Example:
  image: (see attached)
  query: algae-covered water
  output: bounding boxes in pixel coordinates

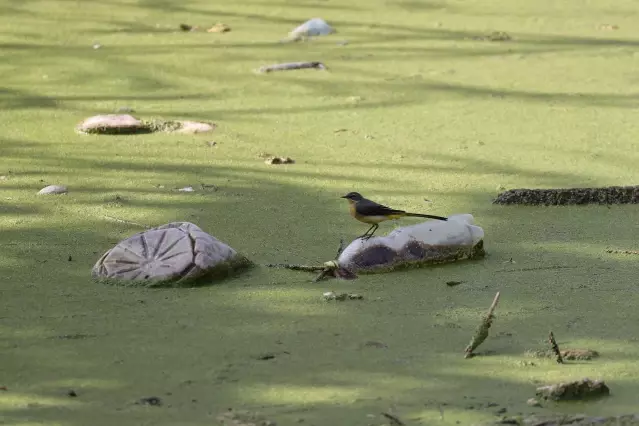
[1,0,639,425]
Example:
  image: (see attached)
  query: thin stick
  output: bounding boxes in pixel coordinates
[606,248,639,255]
[381,412,405,426]
[495,265,576,273]
[487,291,500,317]
[335,239,345,258]
[257,62,327,73]
[464,292,500,358]
[102,215,152,229]
[313,269,332,282]
[549,331,564,364]
[264,263,325,272]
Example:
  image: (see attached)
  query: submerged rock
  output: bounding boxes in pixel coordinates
[92,222,251,287]
[337,214,485,274]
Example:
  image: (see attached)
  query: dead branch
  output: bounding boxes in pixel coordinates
[464,292,500,358]
[335,238,345,258]
[548,331,564,364]
[606,248,639,255]
[257,61,327,73]
[264,263,325,272]
[266,239,356,282]
[381,412,405,426]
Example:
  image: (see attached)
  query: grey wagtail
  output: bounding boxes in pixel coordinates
[341,192,448,240]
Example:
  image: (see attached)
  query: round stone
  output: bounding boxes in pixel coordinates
[38,185,68,195]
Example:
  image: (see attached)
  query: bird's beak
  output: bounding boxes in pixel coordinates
[340,195,348,199]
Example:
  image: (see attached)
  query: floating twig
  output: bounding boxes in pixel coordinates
[264,263,325,272]
[335,239,345,258]
[464,292,500,358]
[257,61,327,73]
[605,248,639,255]
[323,291,363,301]
[495,265,577,273]
[381,412,405,426]
[525,348,599,361]
[265,240,356,282]
[548,331,564,364]
[313,261,336,282]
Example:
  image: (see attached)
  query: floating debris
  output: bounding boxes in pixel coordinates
[494,185,639,205]
[322,291,363,301]
[536,378,610,401]
[264,156,295,165]
[208,23,231,33]
[257,62,327,73]
[464,292,500,358]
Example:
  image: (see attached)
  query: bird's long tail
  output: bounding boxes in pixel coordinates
[403,212,448,221]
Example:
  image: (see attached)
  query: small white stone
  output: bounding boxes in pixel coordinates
[289,18,335,38]
[178,186,195,192]
[76,114,146,135]
[173,121,216,134]
[38,185,68,195]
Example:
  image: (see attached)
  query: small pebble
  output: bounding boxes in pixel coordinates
[38,185,68,195]
[137,396,162,406]
[178,186,195,192]
[255,353,276,360]
[67,390,77,397]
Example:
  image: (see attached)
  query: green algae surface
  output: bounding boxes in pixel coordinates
[1,0,639,425]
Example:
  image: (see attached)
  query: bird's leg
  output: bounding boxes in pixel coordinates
[363,224,379,240]
[358,224,377,240]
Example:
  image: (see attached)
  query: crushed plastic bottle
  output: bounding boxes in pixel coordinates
[337,214,485,274]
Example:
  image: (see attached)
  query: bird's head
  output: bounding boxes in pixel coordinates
[341,192,364,201]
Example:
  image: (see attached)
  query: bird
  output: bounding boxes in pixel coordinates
[341,192,448,240]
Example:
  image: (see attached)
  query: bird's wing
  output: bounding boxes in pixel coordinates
[356,199,405,216]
